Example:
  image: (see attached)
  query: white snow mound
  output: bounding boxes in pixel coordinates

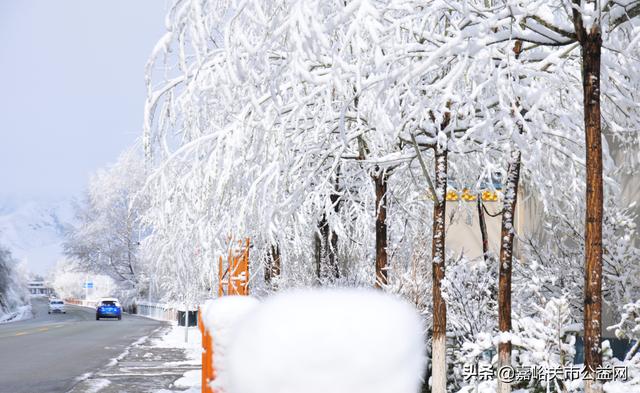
[226,288,426,393]
[200,295,260,390]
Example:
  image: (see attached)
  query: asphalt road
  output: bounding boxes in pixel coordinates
[0,297,164,393]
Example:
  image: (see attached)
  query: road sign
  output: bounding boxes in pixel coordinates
[84,282,94,289]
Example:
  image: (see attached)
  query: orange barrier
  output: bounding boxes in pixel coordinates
[199,310,215,393]
[218,238,250,296]
[64,298,96,308]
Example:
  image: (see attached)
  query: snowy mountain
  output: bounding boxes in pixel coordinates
[0,196,75,276]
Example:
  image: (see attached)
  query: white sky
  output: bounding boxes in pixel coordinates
[0,0,168,199]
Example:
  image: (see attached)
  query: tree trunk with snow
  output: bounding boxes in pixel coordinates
[497,150,521,393]
[431,142,448,393]
[265,244,281,290]
[314,229,322,282]
[317,174,341,282]
[374,170,388,288]
[571,8,604,392]
[318,213,340,281]
[477,198,489,263]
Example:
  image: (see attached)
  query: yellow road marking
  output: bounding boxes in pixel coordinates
[9,325,60,338]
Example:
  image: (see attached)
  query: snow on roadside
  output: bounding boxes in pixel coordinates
[83,378,111,393]
[105,333,153,367]
[155,388,199,393]
[200,296,260,391]
[0,304,32,324]
[150,324,202,363]
[151,297,259,393]
[149,326,204,393]
[174,370,201,388]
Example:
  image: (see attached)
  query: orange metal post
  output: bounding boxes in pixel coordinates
[199,309,216,393]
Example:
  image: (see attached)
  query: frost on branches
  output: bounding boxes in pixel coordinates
[133,1,640,392]
[63,149,150,305]
[0,244,30,323]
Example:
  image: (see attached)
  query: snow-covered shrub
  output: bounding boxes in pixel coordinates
[443,256,498,391]
[603,300,640,393]
[455,296,580,393]
[226,288,426,393]
[444,256,498,345]
[610,300,640,356]
[0,244,30,321]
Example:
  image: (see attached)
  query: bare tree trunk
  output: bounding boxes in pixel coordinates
[265,244,281,290]
[318,214,332,279]
[477,198,489,263]
[497,150,521,393]
[317,172,341,282]
[583,32,604,393]
[570,9,603,391]
[431,142,448,393]
[374,169,388,288]
[314,229,322,282]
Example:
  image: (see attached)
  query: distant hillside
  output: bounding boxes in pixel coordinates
[0,196,74,276]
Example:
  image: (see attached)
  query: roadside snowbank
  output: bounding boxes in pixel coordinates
[150,324,202,362]
[226,288,426,393]
[201,295,260,390]
[0,304,32,324]
[174,370,201,389]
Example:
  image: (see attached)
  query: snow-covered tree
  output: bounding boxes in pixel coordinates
[64,148,149,295]
[139,2,640,392]
[0,242,29,320]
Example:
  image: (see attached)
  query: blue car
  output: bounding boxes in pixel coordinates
[96,298,122,320]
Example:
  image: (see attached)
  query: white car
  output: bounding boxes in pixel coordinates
[48,299,66,314]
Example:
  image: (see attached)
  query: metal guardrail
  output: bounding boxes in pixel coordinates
[65,298,96,308]
[134,301,178,322]
[65,299,178,322]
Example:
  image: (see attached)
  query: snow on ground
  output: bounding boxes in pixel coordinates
[226,288,426,393]
[0,304,32,324]
[150,324,202,361]
[105,334,153,367]
[83,378,111,393]
[173,370,201,388]
[151,290,426,393]
[605,380,640,393]
[155,388,199,393]
[148,325,204,392]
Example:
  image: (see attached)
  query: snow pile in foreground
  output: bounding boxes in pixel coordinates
[201,295,260,390]
[226,288,426,393]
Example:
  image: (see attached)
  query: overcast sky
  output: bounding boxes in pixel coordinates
[0,1,168,200]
